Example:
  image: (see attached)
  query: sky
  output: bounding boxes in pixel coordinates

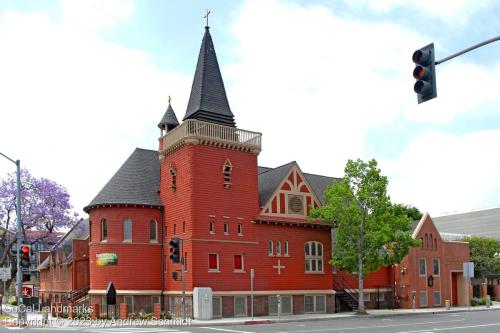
[0,0,499,219]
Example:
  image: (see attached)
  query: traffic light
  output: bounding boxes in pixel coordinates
[169,238,180,263]
[19,244,31,282]
[412,43,437,104]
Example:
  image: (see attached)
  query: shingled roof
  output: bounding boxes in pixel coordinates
[84,148,162,212]
[258,161,338,207]
[38,219,89,270]
[183,26,236,127]
[158,102,179,131]
[85,149,338,213]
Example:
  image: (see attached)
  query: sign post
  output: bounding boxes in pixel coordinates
[463,262,474,311]
[250,269,254,320]
[0,267,11,313]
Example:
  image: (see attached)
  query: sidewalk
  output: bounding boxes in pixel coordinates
[21,301,498,328]
[189,301,500,326]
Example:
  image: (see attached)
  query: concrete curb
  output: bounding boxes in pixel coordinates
[3,306,499,329]
[188,306,500,327]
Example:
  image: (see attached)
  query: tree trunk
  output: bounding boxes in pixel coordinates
[357,254,367,314]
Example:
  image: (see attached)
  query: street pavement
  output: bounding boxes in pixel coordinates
[1,303,499,332]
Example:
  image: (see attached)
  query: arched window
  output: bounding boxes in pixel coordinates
[150,220,158,242]
[276,241,281,256]
[434,238,437,251]
[425,233,429,249]
[284,241,289,256]
[429,233,433,250]
[101,219,107,241]
[169,165,177,190]
[222,159,232,188]
[305,241,323,272]
[123,218,132,242]
[268,240,273,256]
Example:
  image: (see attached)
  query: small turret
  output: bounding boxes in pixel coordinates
[158,96,179,136]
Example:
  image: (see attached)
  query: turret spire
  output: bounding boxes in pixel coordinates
[183,17,236,127]
[158,96,179,133]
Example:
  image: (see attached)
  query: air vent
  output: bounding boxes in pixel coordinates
[288,194,304,215]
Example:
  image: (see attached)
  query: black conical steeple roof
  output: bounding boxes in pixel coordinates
[183,26,236,127]
[158,101,179,131]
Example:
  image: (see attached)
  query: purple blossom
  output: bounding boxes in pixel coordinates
[0,168,80,242]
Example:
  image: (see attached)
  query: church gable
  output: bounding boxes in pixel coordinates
[261,164,320,218]
[412,212,443,250]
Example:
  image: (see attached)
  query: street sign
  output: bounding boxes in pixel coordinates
[0,267,11,281]
[463,262,474,279]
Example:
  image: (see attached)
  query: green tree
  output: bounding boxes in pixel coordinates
[466,236,500,278]
[310,158,418,314]
[392,203,423,221]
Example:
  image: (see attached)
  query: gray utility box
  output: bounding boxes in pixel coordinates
[193,287,213,320]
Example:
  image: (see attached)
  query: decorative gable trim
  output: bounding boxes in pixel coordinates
[261,164,321,218]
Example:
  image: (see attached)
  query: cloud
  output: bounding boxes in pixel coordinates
[405,61,500,123]
[0,8,191,215]
[383,129,500,214]
[345,0,494,26]
[226,0,424,175]
[59,0,134,30]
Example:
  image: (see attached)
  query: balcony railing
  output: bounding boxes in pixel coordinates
[160,119,262,156]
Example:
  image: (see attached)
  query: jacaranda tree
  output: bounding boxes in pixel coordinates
[0,169,80,285]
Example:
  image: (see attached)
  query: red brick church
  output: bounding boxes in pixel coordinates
[82,24,470,317]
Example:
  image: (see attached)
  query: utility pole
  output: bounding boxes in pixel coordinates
[0,152,24,323]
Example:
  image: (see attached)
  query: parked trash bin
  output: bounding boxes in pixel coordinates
[445,300,450,310]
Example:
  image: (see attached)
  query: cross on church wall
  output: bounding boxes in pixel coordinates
[273,259,286,275]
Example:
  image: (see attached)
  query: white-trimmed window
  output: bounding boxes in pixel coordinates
[208,253,219,271]
[276,241,281,256]
[149,220,158,242]
[269,295,293,315]
[268,240,273,256]
[237,224,243,236]
[151,296,160,306]
[304,295,325,313]
[305,241,323,272]
[284,241,289,256]
[222,159,232,188]
[124,296,134,314]
[234,296,247,317]
[420,291,428,307]
[209,216,215,234]
[433,258,440,276]
[419,258,426,276]
[224,223,229,235]
[362,293,371,302]
[212,297,222,318]
[101,219,107,241]
[433,291,441,306]
[234,254,244,272]
[376,292,385,302]
[123,218,132,242]
[169,166,177,190]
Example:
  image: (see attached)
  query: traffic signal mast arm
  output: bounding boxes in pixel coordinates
[435,35,500,65]
[413,35,499,104]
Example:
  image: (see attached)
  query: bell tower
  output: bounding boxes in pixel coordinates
[158,23,262,295]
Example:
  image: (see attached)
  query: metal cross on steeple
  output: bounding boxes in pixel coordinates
[168,95,172,104]
[204,9,211,27]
